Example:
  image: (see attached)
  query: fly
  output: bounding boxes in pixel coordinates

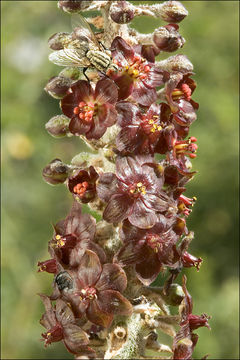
[49,14,118,75]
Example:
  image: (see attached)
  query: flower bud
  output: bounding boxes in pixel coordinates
[160,1,188,23]
[157,54,193,74]
[153,24,185,52]
[110,1,134,24]
[162,283,185,306]
[44,76,72,99]
[48,32,71,50]
[45,115,70,138]
[42,159,70,185]
[58,0,93,13]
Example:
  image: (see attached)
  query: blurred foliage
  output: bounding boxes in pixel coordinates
[1,1,239,359]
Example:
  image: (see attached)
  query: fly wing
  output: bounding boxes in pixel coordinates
[49,48,90,67]
[71,13,100,49]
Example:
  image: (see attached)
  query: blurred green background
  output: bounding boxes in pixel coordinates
[1,1,239,359]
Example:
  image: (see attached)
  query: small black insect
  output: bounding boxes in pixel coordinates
[55,271,73,291]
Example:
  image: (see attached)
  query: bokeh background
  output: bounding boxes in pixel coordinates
[1,1,239,359]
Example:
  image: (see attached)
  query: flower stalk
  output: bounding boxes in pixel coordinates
[39,1,210,359]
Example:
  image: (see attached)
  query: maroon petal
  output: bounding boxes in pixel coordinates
[55,298,75,326]
[86,242,107,264]
[66,213,96,241]
[86,299,113,328]
[97,104,117,127]
[143,67,168,88]
[95,78,118,105]
[69,116,92,136]
[116,101,141,127]
[116,156,143,182]
[97,290,132,316]
[173,99,197,126]
[115,74,134,101]
[116,127,140,154]
[69,240,106,268]
[143,193,170,212]
[60,93,76,118]
[85,119,107,140]
[97,173,118,203]
[63,324,89,354]
[128,198,158,229]
[71,80,92,101]
[111,36,134,61]
[135,250,162,285]
[131,81,157,106]
[77,250,102,288]
[115,241,145,266]
[96,264,127,292]
[39,294,56,329]
[103,193,132,224]
[120,219,146,243]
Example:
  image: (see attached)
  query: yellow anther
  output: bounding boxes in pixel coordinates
[130,189,135,193]
[154,247,159,253]
[193,196,197,201]
[148,119,154,124]
[57,239,65,247]
[151,128,156,133]
[157,126,162,131]
[153,124,158,129]
[137,182,143,187]
[47,332,51,336]
[133,69,139,77]
[55,235,61,240]
[153,115,159,118]
[125,65,129,70]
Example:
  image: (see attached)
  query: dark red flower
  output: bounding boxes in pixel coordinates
[115,217,179,285]
[38,259,58,274]
[39,294,89,354]
[173,276,210,360]
[68,166,99,203]
[49,201,106,267]
[165,73,199,126]
[61,250,132,328]
[177,194,197,217]
[97,155,175,229]
[61,78,118,140]
[164,161,196,187]
[115,101,171,155]
[181,251,202,271]
[108,37,169,106]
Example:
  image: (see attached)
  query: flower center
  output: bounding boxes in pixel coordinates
[141,115,162,134]
[122,55,151,80]
[145,234,162,253]
[79,286,97,301]
[73,181,89,197]
[173,136,198,159]
[73,101,97,122]
[172,83,192,101]
[129,182,146,197]
[53,234,77,249]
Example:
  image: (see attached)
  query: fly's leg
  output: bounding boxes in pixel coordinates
[83,67,90,82]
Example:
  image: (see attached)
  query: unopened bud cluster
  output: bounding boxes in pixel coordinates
[39,1,210,359]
